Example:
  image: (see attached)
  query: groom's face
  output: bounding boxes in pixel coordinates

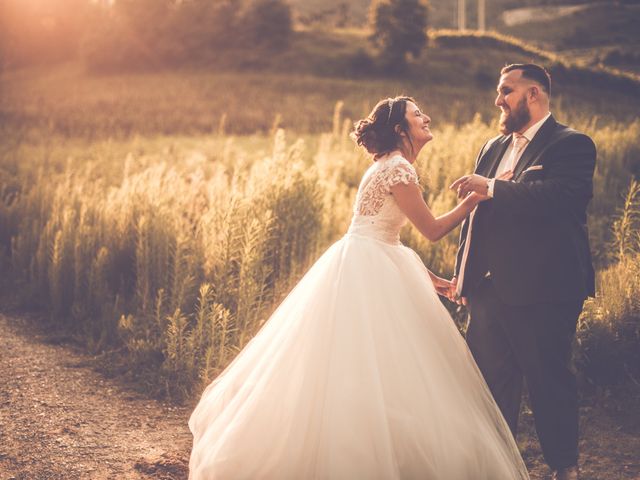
[495,70,532,135]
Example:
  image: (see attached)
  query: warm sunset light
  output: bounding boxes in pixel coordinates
[1,1,639,479]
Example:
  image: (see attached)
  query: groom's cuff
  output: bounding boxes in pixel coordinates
[487,178,495,198]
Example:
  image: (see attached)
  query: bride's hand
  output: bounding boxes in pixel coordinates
[450,171,514,200]
[450,174,489,199]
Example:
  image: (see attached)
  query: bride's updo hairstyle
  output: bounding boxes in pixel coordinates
[351,96,416,159]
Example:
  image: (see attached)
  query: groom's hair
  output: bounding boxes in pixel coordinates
[501,63,551,95]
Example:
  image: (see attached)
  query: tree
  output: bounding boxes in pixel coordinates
[242,0,293,50]
[170,0,240,61]
[369,0,429,66]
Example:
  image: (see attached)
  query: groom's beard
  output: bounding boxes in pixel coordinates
[499,97,531,135]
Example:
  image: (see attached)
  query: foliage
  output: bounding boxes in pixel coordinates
[430,30,640,96]
[369,0,429,66]
[4,28,640,139]
[0,127,325,400]
[79,0,292,71]
[1,85,639,400]
[172,0,241,52]
[297,2,352,29]
[601,48,640,74]
[612,180,640,261]
[288,0,640,39]
[577,254,640,388]
[242,0,293,50]
[588,121,640,264]
[576,182,640,387]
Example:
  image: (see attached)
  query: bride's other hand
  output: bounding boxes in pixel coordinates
[430,274,454,297]
[450,174,489,199]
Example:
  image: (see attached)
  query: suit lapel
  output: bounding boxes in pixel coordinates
[513,115,558,179]
[476,136,510,178]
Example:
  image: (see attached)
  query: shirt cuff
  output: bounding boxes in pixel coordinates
[487,178,495,198]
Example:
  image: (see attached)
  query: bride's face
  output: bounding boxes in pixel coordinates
[402,101,433,148]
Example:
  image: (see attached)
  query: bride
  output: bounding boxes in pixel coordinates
[188,96,529,479]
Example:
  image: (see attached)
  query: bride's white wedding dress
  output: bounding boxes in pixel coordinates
[189,154,530,479]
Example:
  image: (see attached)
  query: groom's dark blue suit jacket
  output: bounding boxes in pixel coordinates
[455,115,597,306]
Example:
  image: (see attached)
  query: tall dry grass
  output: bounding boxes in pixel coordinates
[1,104,638,399]
[2,127,326,399]
[577,180,640,387]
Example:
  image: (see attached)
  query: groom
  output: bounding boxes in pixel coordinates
[449,64,596,480]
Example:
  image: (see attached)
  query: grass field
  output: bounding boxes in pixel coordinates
[1,29,639,399]
[2,31,639,140]
[1,112,638,400]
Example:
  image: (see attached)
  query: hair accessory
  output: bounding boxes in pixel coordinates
[386,99,395,124]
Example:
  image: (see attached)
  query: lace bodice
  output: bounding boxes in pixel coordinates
[347,154,419,245]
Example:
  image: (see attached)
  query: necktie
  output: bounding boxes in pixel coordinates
[505,133,528,172]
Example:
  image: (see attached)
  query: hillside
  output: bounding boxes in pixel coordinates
[291,0,627,29]
[2,28,638,139]
[290,1,640,74]
[496,3,640,73]
[291,0,508,29]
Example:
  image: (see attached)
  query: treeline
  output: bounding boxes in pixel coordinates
[0,0,293,72]
[1,0,436,73]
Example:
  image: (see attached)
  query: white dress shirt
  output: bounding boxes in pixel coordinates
[487,112,551,197]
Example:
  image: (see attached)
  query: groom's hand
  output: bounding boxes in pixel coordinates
[450,174,490,199]
[450,277,467,306]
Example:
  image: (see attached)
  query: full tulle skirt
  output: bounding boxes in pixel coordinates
[188,234,529,479]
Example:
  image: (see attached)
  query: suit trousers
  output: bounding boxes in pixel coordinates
[466,277,583,470]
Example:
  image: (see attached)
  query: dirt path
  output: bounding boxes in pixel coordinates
[1,312,638,480]
[0,314,192,479]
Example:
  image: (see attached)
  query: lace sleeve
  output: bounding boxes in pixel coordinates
[384,157,419,191]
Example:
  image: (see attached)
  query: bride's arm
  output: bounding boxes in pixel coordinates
[391,182,484,242]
